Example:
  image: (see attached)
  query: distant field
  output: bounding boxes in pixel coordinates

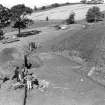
[27,4,105,21]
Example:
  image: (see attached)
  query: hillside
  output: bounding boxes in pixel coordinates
[27,4,105,20]
[1,20,105,105]
[38,23,105,66]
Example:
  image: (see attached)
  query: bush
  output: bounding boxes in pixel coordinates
[80,0,87,4]
[51,3,60,8]
[40,6,46,10]
[86,6,103,23]
[66,12,75,24]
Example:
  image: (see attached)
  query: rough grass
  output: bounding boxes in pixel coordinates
[42,22,105,65]
[3,20,63,33]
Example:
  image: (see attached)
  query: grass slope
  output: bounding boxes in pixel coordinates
[27,4,105,20]
[43,23,105,65]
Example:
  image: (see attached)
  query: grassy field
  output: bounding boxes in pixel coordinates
[27,4,105,20]
[1,22,105,105]
[1,4,105,105]
[37,22,105,65]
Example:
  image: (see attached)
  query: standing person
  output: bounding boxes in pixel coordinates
[12,67,19,82]
[25,74,32,90]
[18,70,24,82]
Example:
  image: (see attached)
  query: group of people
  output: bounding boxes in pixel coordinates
[11,66,49,91]
[12,66,39,90]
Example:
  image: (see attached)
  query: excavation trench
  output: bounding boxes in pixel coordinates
[23,85,28,105]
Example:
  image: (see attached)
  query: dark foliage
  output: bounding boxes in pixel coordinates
[11,4,33,21]
[13,18,27,36]
[0,5,11,28]
[86,6,103,23]
[34,6,37,11]
[51,3,60,7]
[66,12,75,24]
[40,6,46,10]
[13,19,26,29]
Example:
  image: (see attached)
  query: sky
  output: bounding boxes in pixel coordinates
[0,0,81,8]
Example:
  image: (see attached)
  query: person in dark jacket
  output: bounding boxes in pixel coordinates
[12,67,19,82]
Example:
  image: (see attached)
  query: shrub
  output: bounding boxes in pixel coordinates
[66,12,75,24]
[40,6,46,10]
[80,0,87,4]
[51,3,60,8]
[86,6,103,23]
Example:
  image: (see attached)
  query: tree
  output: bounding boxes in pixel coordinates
[66,12,75,24]
[40,6,46,10]
[0,5,11,28]
[86,6,103,23]
[13,18,27,37]
[11,4,33,21]
[34,6,37,11]
[80,0,87,4]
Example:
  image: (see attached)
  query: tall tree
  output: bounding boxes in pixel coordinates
[0,5,11,28]
[34,6,37,11]
[11,4,32,21]
[11,4,33,36]
[86,6,103,22]
[66,12,75,24]
[13,18,27,37]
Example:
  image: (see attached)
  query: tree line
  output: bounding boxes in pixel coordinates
[80,0,104,4]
